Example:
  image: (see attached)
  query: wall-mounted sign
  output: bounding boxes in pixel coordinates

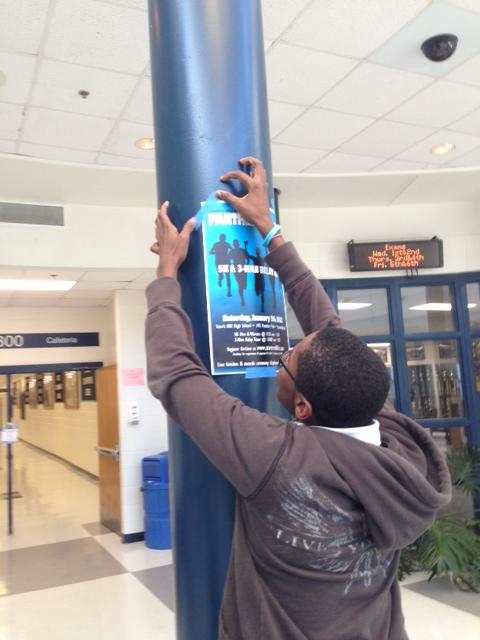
[200,195,289,375]
[348,238,443,272]
[0,333,99,349]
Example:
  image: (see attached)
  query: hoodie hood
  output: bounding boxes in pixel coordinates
[317,408,452,551]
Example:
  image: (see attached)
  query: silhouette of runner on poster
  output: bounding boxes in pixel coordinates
[244,242,266,313]
[228,239,249,306]
[210,233,232,297]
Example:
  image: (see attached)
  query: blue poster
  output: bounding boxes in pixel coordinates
[200,197,289,376]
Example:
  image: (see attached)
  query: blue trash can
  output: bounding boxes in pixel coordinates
[142,452,171,549]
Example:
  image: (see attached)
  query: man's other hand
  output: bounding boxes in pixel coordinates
[216,157,274,238]
[150,201,196,278]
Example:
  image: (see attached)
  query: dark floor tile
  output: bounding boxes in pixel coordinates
[82,521,114,536]
[133,564,175,611]
[404,577,480,617]
[0,538,126,596]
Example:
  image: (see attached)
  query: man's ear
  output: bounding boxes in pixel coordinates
[293,392,314,424]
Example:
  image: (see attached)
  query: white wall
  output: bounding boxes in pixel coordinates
[0,306,112,367]
[12,383,99,476]
[113,289,169,536]
[282,200,480,280]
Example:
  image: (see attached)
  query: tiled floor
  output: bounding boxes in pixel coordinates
[0,442,478,639]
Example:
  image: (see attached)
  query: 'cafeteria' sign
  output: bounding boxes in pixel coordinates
[0,333,99,349]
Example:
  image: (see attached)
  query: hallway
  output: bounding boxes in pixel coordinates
[0,442,478,639]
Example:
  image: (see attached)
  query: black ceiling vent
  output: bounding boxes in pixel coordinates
[0,202,64,226]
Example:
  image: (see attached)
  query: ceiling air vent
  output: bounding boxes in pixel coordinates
[0,202,64,226]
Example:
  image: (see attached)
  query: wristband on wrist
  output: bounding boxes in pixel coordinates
[262,223,282,248]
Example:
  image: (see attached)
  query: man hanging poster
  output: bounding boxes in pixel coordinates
[200,196,289,376]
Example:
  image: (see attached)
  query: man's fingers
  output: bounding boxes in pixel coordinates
[220,170,252,189]
[179,217,196,239]
[150,242,159,255]
[216,190,242,209]
[239,156,266,181]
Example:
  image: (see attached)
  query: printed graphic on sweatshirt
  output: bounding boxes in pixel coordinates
[200,197,289,375]
[268,476,392,595]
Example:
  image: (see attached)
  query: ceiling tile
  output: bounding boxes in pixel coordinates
[372,158,426,172]
[271,144,327,173]
[21,107,114,150]
[19,142,97,164]
[74,280,129,290]
[284,0,429,58]
[266,43,357,105]
[0,0,50,55]
[276,108,373,150]
[0,103,24,140]
[446,53,480,87]
[445,144,480,167]
[387,80,480,129]
[97,153,154,169]
[448,0,480,15]
[0,53,37,104]
[123,77,153,124]
[261,0,310,40]
[396,128,480,165]
[307,152,382,174]
[449,106,480,136]
[44,0,150,74]
[21,268,86,280]
[64,288,113,298]
[317,63,432,118]
[32,60,138,119]
[339,120,434,157]
[369,1,480,78]
[268,101,305,137]
[10,297,65,306]
[103,120,154,157]
[81,269,140,281]
[0,140,15,153]
[96,0,147,9]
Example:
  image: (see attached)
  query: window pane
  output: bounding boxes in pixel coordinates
[367,342,395,405]
[286,301,304,340]
[467,283,480,331]
[401,285,454,334]
[473,339,480,396]
[407,339,463,419]
[337,288,390,336]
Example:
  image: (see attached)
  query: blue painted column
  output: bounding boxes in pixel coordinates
[148,2,284,639]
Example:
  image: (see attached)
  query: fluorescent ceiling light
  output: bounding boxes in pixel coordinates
[135,138,155,150]
[468,303,477,309]
[430,143,455,155]
[337,302,372,310]
[367,343,391,348]
[409,303,451,311]
[0,279,76,291]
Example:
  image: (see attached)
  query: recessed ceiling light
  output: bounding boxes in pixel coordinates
[135,138,155,150]
[0,279,76,292]
[410,303,452,311]
[337,302,372,310]
[430,143,455,155]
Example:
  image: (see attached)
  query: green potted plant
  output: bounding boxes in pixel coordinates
[398,446,480,592]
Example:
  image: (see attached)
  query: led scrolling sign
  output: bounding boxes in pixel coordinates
[348,238,444,272]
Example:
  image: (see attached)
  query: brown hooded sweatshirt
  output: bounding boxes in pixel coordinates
[145,241,452,640]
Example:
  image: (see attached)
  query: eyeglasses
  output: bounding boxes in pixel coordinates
[278,348,299,387]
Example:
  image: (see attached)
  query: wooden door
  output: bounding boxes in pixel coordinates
[96,366,121,533]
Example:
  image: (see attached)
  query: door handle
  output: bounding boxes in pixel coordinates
[95,445,120,461]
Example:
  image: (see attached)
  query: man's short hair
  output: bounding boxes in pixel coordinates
[296,327,390,428]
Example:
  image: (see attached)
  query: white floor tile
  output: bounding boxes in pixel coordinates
[0,574,175,640]
[95,532,173,572]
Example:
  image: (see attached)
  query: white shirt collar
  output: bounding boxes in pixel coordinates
[308,419,381,447]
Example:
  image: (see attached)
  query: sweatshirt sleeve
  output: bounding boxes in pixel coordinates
[145,277,289,498]
[266,242,341,335]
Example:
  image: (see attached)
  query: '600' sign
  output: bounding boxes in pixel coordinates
[0,334,25,348]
